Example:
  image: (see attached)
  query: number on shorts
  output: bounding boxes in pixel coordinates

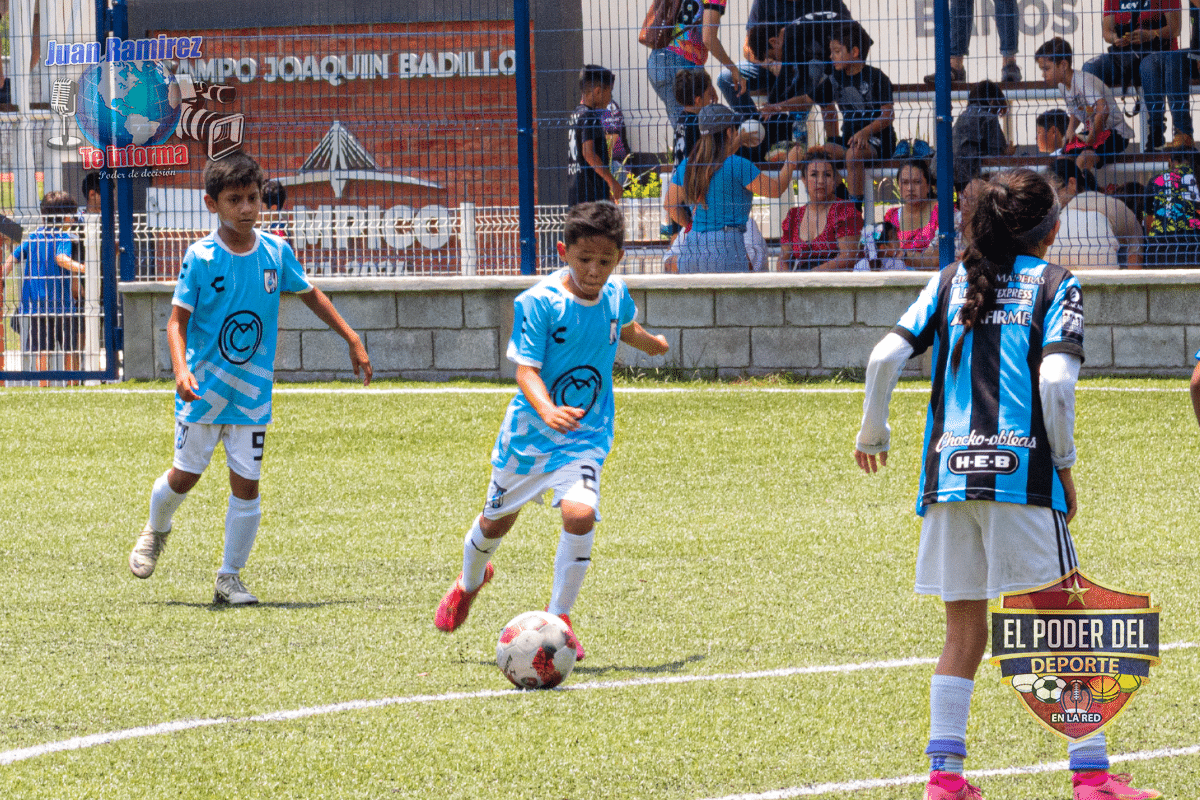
[252,431,265,462]
[580,464,597,491]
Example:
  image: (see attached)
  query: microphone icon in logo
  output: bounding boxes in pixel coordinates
[47,78,83,149]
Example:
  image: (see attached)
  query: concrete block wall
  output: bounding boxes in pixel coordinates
[119,270,1200,382]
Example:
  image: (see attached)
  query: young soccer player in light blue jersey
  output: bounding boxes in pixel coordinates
[130,152,372,605]
[855,169,1159,800]
[435,201,669,658]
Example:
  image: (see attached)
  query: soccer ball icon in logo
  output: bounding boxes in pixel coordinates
[496,611,578,689]
[1031,675,1065,704]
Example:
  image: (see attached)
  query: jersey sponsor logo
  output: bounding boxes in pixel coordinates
[263,268,278,294]
[935,428,1038,452]
[550,365,603,415]
[946,448,1020,475]
[990,569,1160,743]
[211,275,225,293]
[995,287,1035,304]
[218,310,264,365]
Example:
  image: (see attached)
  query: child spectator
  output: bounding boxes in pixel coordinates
[568,65,622,207]
[0,191,84,375]
[82,172,102,214]
[814,20,896,201]
[1143,145,1200,266]
[854,220,908,271]
[1036,108,1071,154]
[261,178,289,240]
[602,98,632,185]
[434,201,670,656]
[128,152,372,605]
[1035,37,1134,172]
[952,80,1013,192]
[672,68,717,168]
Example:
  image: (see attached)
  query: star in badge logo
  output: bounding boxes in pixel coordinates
[1063,578,1090,606]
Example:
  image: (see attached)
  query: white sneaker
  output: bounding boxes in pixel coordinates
[214,574,259,605]
[129,524,169,579]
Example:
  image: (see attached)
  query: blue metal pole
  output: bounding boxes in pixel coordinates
[112,0,136,285]
[99,0,120,379]
[513,0,537,275]
[934,0,955,268]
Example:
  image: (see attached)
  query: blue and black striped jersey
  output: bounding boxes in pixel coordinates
[894,255,1085,515]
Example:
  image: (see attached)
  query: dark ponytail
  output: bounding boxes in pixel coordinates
[952,169,1058,371]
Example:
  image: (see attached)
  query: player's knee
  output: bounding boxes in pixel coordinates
[167,468,202,494]
[229,471,259,500]
[561,505,596,535]
[479,512,517,539]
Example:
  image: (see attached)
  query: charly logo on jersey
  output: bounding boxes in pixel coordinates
[990,569,1160,742]
[263,269,278,294]
[219,310,264,365]
[551,366,603,416]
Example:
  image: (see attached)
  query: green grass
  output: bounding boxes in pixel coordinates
[0,379,1196,799]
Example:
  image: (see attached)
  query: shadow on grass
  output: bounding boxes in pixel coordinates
[150,600,358,610]
[460,653,707,676]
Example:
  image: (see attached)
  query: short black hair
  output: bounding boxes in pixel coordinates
[203,151,263,200]
[1036,108,1070,135]
[967,80,1008,112]
[82,172,102,197]
[673,68,713,107]
[262,178,287,209]
[1047,157,1098,193]
[564,201,624,250]
[1034,37,1072,65]
[580,64,615,94]
[748,24,783,62]
[41,190,77,218]
[830,20,873,59]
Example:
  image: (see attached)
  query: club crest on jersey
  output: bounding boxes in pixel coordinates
[551,365,602,415]
[990,569,1160,742]
[263,268,278,294]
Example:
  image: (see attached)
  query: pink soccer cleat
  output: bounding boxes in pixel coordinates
[434,563,494,632]
[553,611,585,661]
[1072,772,1161,800]
[924,770,983,800]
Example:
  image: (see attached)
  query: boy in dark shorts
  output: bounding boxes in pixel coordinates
[568,65,623,207]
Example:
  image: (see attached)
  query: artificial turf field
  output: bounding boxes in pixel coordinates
[0,378,1196,800]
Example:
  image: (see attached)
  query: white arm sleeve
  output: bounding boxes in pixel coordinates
[855,332,914,454]
[1039,351,1082,469]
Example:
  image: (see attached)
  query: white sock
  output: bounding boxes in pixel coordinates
[219,495,261,575]
[148,471,187,533]
[462,518,502,592]
[547,529,594,616]
[927,674,974,774]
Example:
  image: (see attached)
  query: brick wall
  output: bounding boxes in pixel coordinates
[120,271,1200,382]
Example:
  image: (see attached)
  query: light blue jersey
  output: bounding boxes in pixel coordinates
[491,270,637,474]
[172,229,312,425]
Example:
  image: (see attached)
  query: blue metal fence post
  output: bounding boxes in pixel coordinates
[111,0,136,286]
[934,0,955,268]
[514,0,537,275]
[98,0,120,379]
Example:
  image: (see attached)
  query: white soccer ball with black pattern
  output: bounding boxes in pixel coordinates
[496,611,578,689]
[1032,675,1066,704]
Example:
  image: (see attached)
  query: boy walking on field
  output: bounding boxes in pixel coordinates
[435,201,669,656]
[130,152,372,604]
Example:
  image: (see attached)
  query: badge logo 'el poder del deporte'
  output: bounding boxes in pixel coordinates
[989,569,1160,742]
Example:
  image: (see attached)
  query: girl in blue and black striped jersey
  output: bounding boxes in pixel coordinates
[854,170,1160,800]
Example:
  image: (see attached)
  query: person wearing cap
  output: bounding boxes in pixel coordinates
[665,104,804,272]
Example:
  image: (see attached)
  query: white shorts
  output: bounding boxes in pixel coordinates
[173,421,267,481]
[916,501,1078,602]
[482,460,602,521]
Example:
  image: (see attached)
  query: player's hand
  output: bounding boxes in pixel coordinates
[854,448,888,474]
[1058,467,1077,524]
[175,370,200,403]
[540,405,585,433]
[348,338,372,386]
[642,334,669,356]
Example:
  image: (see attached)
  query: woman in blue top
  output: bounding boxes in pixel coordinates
[666,104,802,273]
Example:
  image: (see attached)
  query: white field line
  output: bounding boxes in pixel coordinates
[0,385,1187,396]
[1,644,1195,769]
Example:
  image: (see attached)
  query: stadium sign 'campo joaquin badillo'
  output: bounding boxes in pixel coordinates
[989,569,1160,742]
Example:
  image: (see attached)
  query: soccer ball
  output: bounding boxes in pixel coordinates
[1032,675,1066,704]
[1010,673,1037,693]
[496,611,578,689]
[739,119,765,147]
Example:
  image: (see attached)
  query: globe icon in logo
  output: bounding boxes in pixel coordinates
[75,61,182,149]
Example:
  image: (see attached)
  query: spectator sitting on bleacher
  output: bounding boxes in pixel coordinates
[778,148,863,271]
[814,20,896,202]
[884,159,940,270]
[1036,37,1134,172]
[1045,157,1143,268]
[1142,145,1200,266]
[1036,108,1071,154]
[952,80,1015,193]
[1083,0,1180,107]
